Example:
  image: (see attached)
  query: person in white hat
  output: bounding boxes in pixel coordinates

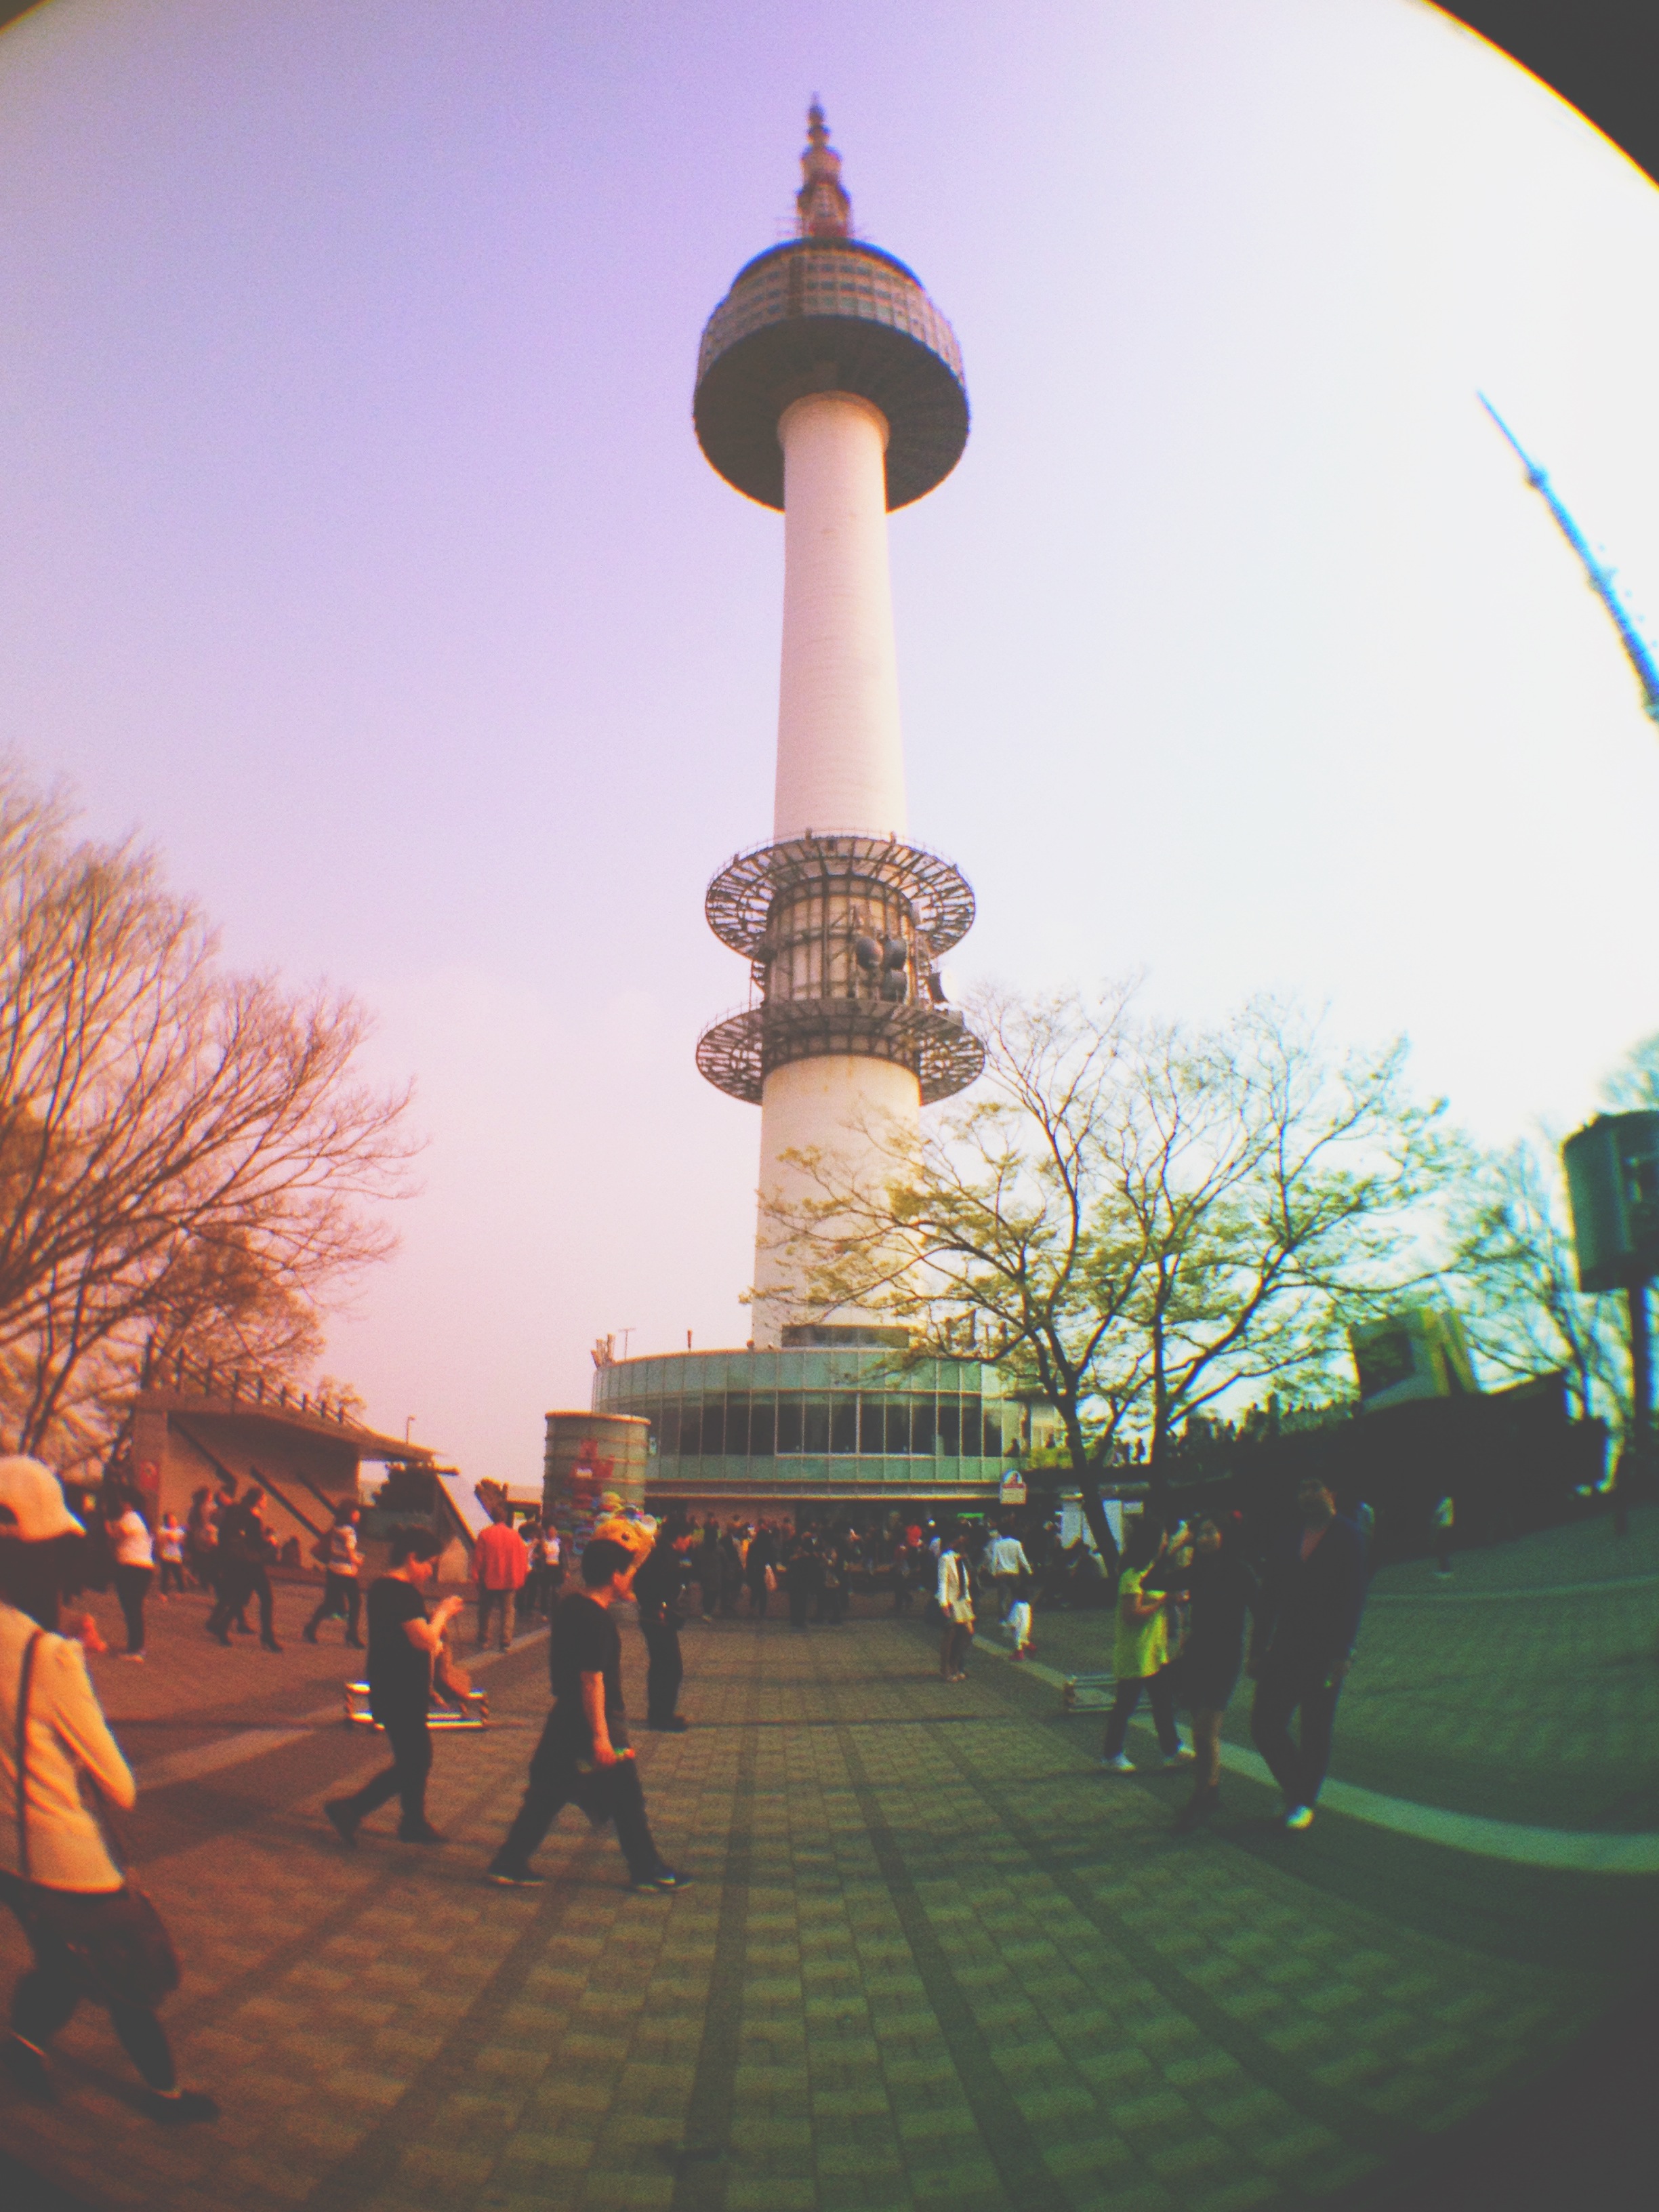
[0,1456,216,2123]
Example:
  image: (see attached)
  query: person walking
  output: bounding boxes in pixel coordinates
[745,1522,777,1618]
[718,1523,743,1617]
[1248,1477,1369,1831]
[472,1502,529,1651]
[1100,1520,1192,1773]
[325,1528,461,1847]
[937,1525,975,1681]
[484,1531,690,1892]
[784,1533,817,1629]
[818,1537,848,1626]
[632,1515,697,1732]
[183,1486,216,1591]
[208,1478,253,1634]
[1431,1492,1454,1578]
[1172,1517,1258,1830]
[230,1488,282,1650]
[694,1523,721,1621]
[108,1490,156,1662]
[0,1456,217,2124]
[548,1521,575,1628]
[984,1523,1032,1622]
[155,1513,186,1598]
[303,1502,365,1647]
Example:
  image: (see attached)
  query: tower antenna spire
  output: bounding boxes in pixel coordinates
[1479,392,1659,727]
[797,99,851,240]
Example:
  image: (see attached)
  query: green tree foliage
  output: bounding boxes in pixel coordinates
[766,983,1454,1555]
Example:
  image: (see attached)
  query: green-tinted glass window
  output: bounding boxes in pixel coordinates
[831,1395,858,1454]
[962,1401,983,1458]
[680,1399,702,1456]
[750,1396,776,1456]
[803,1397,830,1454]
[883,1397,912,1455]
[725,1394,750,1456]
[910,1395,936,1455]
[657,1401,681,1457]
[777,1395,803,1453]
[938,1399,961,1456]
[702,1397,726,1456]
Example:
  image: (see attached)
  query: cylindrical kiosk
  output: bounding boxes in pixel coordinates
[543,1413,650,1553]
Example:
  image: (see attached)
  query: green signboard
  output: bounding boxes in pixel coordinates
[1563,1113,1659,1292]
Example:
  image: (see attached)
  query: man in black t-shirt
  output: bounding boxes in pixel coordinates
[631,1516,697,1731]
[324,1528,463,1846]
[485,1537,691,1892]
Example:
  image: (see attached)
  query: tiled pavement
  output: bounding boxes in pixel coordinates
[1017,1504,1659,1833]
[2,1532,1654,2212]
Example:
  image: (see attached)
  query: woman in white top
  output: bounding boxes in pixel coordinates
[109,1488,157,1660]
[0,1456,216,2123]
[936,1521,975,1682]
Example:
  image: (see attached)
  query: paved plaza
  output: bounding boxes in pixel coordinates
[3,1511,1657,2212]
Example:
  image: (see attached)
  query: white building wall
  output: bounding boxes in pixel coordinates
[773,392,907,842]
[752,1054,919,1348]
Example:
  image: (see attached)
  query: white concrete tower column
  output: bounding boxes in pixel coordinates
[751,388,920,1347]
[773,391,907,844]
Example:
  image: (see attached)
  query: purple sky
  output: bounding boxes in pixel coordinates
[3,0,1657,1482]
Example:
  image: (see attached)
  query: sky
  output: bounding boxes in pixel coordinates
[1,0,1656,1483]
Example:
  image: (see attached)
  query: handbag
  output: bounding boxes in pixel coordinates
[14,1631,180,2009]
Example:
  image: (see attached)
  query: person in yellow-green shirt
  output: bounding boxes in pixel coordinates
[1101,1518,1193,1772]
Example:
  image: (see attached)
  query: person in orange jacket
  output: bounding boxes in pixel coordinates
[472,1503,529,1651]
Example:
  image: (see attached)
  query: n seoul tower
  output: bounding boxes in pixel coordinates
[694,105,984,1347]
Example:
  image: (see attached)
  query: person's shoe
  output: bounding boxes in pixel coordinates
[119,1652,146,1662]
[485,1866,546,1887]
[143,2087,220,2126]
[1173,1790,1219,1833]
[397,1822,445,1843]
[261,1637,283,1653]
[323,1799,359,1849]
[630,1865,693,1892]
[345,1635,365,1648]
[1100,1752,1136,1772]
[1162,1744,1196,1767]
[648,1716,691,1733]
[302,1624,319,1643]
[211,1629,232,1647]
[1,2034,56,2102]
[1283,1804,1315,1831]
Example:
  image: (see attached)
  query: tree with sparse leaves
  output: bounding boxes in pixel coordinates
[0,764,418,1469]
[766,983,1455,1563]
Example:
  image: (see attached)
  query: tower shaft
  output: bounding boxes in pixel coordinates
[775,393,907,842]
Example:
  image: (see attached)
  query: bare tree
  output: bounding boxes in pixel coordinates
[0,764,418,1467]
[767,984,1452,1556]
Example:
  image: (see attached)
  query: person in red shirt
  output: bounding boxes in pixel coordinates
[472,1505,529,1651]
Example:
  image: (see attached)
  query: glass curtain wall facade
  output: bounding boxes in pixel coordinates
[591,1347,1019,1504]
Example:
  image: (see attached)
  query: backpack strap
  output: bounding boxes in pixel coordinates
[15,1629,43,1884]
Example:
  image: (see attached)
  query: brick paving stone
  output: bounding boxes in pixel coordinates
[1,1527,1645,2212]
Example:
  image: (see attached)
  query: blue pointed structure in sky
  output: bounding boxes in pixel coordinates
[1480,392,1659,728]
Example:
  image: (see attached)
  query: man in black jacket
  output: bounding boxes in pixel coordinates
[1248,1478,1368,1831]
[632,1516,697,1732]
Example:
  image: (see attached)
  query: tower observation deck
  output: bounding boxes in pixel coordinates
[694,104,984,1348]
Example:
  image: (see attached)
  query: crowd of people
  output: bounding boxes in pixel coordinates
[0,1446,1376,2130]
